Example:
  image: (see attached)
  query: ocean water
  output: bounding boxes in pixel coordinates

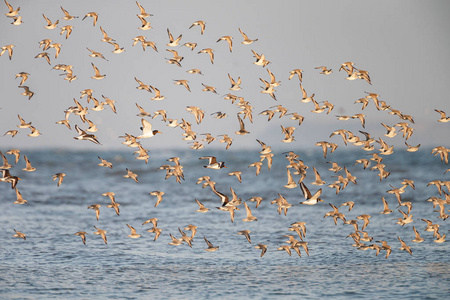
[0,148,449,299]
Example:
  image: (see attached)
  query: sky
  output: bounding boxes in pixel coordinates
[1,0,449,151]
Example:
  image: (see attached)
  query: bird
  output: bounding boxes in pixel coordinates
[435,109,450,122]
[380,196,393,214]
[398,236,412,255]
[74,231,87,245]
[1,44,15,60]
[189,20,206,34]
[138,118,161,138]
[136,1,152,18]
[199,156,227,169]
[93,226,107,244]
[42,14,59,29]
[87,47,108,60]
[6,149,20,164]
[124,168,138,183]
[166,28,182,47]
[13,229,26,240]
[203,237,219,252]
[90,63,105,80]
[228,73,242,91]
[22,155,36,172]
[235,114,250,135]
[289,69,303,82]
[87,204,101,221]
[74,125,101,145]
[239,28,258,44]
[299,182,323,205]
[60,6,78,20]
[127,224,141,238]
[60,25,73,39]
[198,48,214,64]
[149,191,165,207]
[255,243,267,257]
[18,86,34,100]
[35,52,50,64]
[98,156,113,169]
[217,36,233,52]
[238,230,251,243]
[173,79,191,92]
[15,72,29,85]
[315,66,332,74]
[52,173,66,187]
[242,202,257,222]
[411,226,424,243]
[4,0,20,17]
[82,12,98,26]
[13,187,26,204]
[195,199,210,213]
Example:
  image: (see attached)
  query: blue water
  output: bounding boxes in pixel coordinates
[0,149,449,299]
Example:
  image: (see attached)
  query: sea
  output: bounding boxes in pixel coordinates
[0,148,449,299]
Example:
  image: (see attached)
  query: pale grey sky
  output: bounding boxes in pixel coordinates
[1,0,449,151]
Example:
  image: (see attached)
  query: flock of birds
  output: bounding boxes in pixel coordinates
[1,1,450,258]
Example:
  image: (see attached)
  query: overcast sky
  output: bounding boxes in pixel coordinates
[1,0,449,151]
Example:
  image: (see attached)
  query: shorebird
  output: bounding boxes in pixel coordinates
[189,20,206,34]
[239,28,258,44]
[398,236,412,255]
[217,36,233,52]
[199,156,227,169]
[238,230,251,243]
[109,42,125,54]
[91,63,105,80]
[1,44,15,60]
[9,15,23,25]
[137,118,161,138]
[4,0,20,17]
[74,231,87,245]
[173,79,191,92]
[380,196,393,214]
[195,199,210,213]
[137,15,152,30]
[149,86,164,101]
[22,155,36,172]
[18,86,34,100]
[82,12,98,26]
[255,243,267,257]
[299,182,323,205]
[235,114,250,135]
[166,28,182,47]
[228,73,242,91]
[74,125,101,145]
[203,237,219,251]
[411,226,424,243]
[13,229,26,240]
[86,47,108,60]
[60,6,78,20]
[93,226,107,244]
[168,233,183,246]
[127,224,141,238]
[182,42,197,51]
[198,48,214,64]
[52,173,66,187]
[315,66,332,74]
[100,26,114,43]
[0,169,20,189]
[136,1,152,18]
[13,187,26,204]
[42,14,59,29]
[289,69,303,82]
[149,191,165,207]
[6,149,20,164]
[87,204,101,221]
[242,202,257,222]
[435,109,450,122]
[60,25,73,39]
[124,168,138,183]
[15,72,29,85]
